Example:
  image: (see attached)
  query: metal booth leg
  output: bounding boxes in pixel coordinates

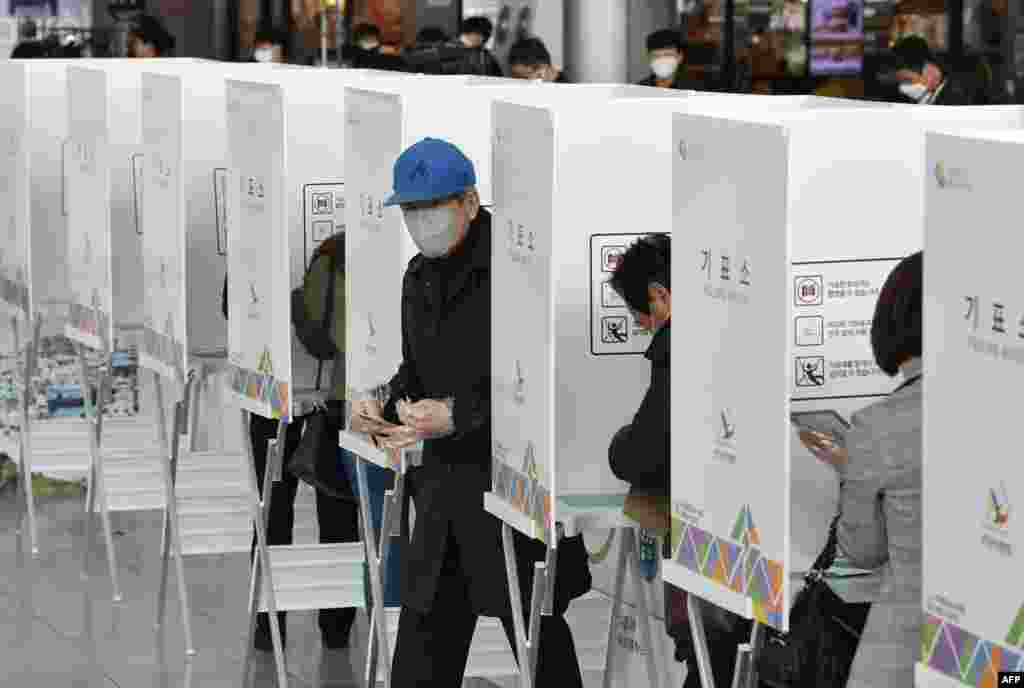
[12,314,40,556]
[625,528,662,688]
[602,528,629,688]
[687,595,717,688]
[501,522,549,688]
[79,343,122,602]
[356,455,392,688]
[240,409,289,688]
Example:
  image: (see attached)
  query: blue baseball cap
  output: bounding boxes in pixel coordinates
[384,137,477,207]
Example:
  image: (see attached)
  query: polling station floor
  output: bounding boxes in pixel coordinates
[0,485,613,688]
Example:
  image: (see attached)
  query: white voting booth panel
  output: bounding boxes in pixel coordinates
[664,106,1024,634]
[484,93,864,546]
[225,70,397,420]
[918,129,1024,687]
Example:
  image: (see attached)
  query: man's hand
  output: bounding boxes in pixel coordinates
[349,398,399,435]
[397,398,454,438]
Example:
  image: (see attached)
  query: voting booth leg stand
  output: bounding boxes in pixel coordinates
[685,595,718,688]
[729,620,765,688]
[77,341,123,602]
[354,455,398,688]
[500,521,551,688]
[599,527,662,688]
[153,369,197,656]
[240,409,289,688]
[12,313,42,556]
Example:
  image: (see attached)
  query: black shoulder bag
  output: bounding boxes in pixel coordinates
[756,515,872,688]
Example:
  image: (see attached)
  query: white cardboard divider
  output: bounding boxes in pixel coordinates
[918,128,1024,687]
[65,60,206,351]
[0,61,34,324]
[666,106,1024,634]
[225,69,399,421]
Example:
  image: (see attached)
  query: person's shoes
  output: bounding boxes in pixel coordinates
[319,607,356,650]
[254,612,287,651]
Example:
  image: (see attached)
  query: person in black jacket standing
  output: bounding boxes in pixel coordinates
[349,138,591,687]
[607,235,748,688]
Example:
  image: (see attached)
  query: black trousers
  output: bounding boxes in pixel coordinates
[250,414,360,636]
[390,530,585,688]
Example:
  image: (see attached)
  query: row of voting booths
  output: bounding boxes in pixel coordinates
[1,54,1022,688]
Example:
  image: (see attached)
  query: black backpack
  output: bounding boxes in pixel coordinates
[291,233,343,362]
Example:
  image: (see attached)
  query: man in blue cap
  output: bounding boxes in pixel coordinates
[350,138,591,686]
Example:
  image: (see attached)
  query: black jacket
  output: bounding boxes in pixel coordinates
[636,69,707,91]
[382,209,590,616]
[608,321,670,492]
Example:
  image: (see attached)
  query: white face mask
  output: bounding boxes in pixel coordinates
[253,47,274,63]
[403,205,460,258]
[358,41,379,52]
[651,56,680,80]
[899,82,929,102]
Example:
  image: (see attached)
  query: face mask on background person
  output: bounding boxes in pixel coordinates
[358,40,379,51]
[403,205,460,258]
[899,82,929,102]
[253,47,273,63]
[651,56,680,80]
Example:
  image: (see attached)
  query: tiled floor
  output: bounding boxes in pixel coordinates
[0,486,523,688]
[0,484,619,688]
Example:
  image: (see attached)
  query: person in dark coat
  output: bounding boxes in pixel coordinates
[890,35,974,105]
[508,37,569,82]
[350,138,591,687]
[606,235,748,688]
[459,16,504,77]
[636,29,703,90]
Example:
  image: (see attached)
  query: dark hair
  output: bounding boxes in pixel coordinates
[352,23,381,44]
[646,28,683,53]
[871,251,922,376]
[254,28,289,58]
[508,37,551,68]
[892,34,933,73]
[609,234,671,315]
[131,14,175,55]
[461,16,493,42]
[416,26,450,46]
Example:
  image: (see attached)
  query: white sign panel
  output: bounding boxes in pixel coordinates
[302,182,345,268]
[344,88,412,406]
[65,67,113,351]
[490,102,556,542]
[665,113,791,629]
[790,258,900,400]
[0,63,31,321]
[139,72,187,381]
[918,129,1024,687]
[226,81,291,420]
[590,234,654,356]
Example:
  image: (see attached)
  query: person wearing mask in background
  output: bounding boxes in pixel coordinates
[637,29,700,90]
[251,28,289,63]
[127,14,176,58]
[459,16,504,77]
[220,236,361,652]
[890,35,972,104]
[343,22,407,71]
[508,36,569,82]
[799,252,923,688]
[349,138,591,687]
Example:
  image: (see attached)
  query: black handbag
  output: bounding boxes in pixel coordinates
[287,365,354,502]
[756,515,872,688]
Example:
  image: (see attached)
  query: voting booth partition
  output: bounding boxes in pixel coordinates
[916,129,1024,688]
[137,63,289,658]
[663,105,1024,686]
[225,70,407,688]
